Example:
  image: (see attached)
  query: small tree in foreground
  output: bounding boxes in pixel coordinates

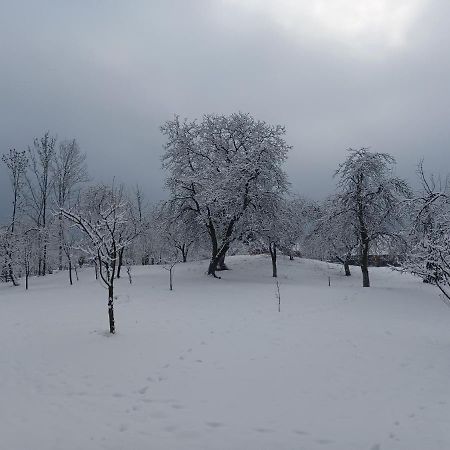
[61,184,138,334]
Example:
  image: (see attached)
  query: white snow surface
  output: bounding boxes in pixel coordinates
[1,255,450,450]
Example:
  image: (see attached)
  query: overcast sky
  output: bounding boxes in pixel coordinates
[1,0,450,222]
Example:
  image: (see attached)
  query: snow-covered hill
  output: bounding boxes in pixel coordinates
[1,255,449,450]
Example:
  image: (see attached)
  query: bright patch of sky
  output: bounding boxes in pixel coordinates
[224,0,427,52]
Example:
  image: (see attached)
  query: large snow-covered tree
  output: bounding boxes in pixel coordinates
[333,148,410,287]
[161,112,290,277]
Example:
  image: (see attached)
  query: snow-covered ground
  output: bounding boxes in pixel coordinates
[1,255,450,450]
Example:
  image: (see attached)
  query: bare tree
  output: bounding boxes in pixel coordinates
[1,148,28,285]
[310,197,360,276]
[157,203,202,263]
[52,139,88,276]
[25,132,56,276]
[19,227,40,290]
[163,260,178,291]
[61,184,138,334]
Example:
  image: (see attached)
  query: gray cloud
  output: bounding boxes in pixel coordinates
[1,0,450,221]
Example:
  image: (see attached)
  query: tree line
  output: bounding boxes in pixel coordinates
[2,113,450,332]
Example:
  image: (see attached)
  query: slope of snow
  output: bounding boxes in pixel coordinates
[1,255,449,450]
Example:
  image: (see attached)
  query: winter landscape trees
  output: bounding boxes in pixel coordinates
[4,116,450,450]
[2,119,450,331]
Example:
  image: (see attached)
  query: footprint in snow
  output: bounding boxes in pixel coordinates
[293,430,309,435]
[149,411,167,419]
[171,404,184,410]
[206,421,223,428]
[138,386,149,395]
[316,438,333,445]
[175,430,200,439]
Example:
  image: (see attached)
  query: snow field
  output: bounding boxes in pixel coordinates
[1,255,449,450]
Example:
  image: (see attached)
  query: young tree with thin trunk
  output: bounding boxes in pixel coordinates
[310,197,360,276]
[25,132,56,276]
[244,197,288,278]
[61,184,138,334]
[1,149,28,285]
[157,203,202,263]
[51,139,88,278]
[19,227,39,290]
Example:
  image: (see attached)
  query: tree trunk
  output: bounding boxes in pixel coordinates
[360,240,370,287]
[269,242,277,278]
[58,213,63,271]
[344,261,351,276]
[207,218,234,277]
[181,244,188,263]
[117,248,124,278]
[208,244,230,277]
[217,252,228,271]
[42,238,47,276]
[207,220,220,277]
[108,285,115,334]
[38,253,42,276]
[68,260,73,285]
[7,260,19,286]
[357,180,370,287]
[207,257,219,277]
